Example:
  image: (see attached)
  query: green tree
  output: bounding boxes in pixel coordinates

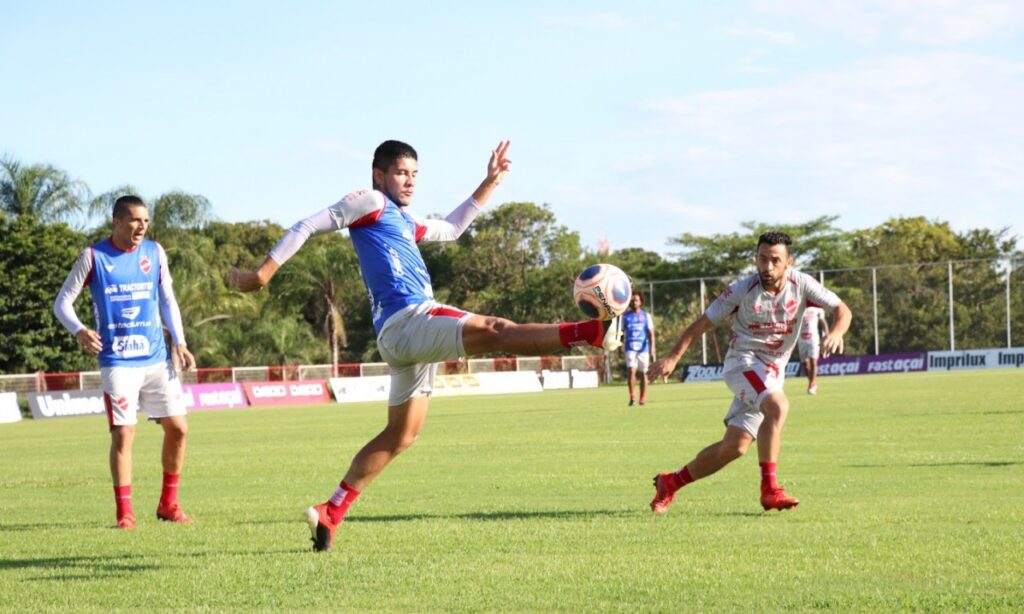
[0,156,89,224]
[0,216,93,373]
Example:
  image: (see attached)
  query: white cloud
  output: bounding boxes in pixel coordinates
[753,0,1024,45]
[624,52,1024,238]
[725,25,799,46]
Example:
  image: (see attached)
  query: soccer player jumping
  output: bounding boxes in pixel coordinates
[231,140,620,551]
[646,232,852,512]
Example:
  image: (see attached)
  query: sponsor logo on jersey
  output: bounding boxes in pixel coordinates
[104,284,119,295]
[121,306,141,320]
[111,335,151,358]
[139,257,151,274]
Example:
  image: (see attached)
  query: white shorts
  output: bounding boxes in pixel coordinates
[101,360,187,428]
[797,335,820,361]
[721,359,786,438]
[624,350,650,373]
[377,301,475,406]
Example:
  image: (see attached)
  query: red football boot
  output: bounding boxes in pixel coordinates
[306,503,339,552]
[116,513,137,530]
[760,487,800,511]
[156,501,194,524]
[650,473,681,514]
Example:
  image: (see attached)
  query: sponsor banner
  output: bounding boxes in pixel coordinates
[570,369,600,389]
[0,392,21,424]
[433,372,543,397]
[541,370,571,390]
[182,383,248,411]
[681,362,801,383]
[242,380,331,407]
[858,352,927,375]
[27,389,105,420]
[925,349,1024,371]
[330,375,391,404]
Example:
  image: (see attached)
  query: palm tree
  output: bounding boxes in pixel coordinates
[89,185,212,239]
[0,156,89,223]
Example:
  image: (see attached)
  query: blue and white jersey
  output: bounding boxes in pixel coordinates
[55,238,188,369]
[623,309,652,354]
[349,199,434,328]
[267,189,483,336]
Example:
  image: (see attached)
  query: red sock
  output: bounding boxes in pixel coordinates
[160,472,180,507]
[326,481,361,524]
[114,485,133,518]
[759,461,778,491]
[558,321,603,348]
[674,466,694,488]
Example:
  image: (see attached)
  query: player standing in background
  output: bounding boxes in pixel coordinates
[54,195,195,529]
[622,291,656,406]
[231,140,621,552]
[798,305,829,395]
[646,232,852,512]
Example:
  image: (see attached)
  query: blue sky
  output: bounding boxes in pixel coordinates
[3,1,1023,256]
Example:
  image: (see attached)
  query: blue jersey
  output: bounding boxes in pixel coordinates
[87,239,168,367]
[349,197,434,332]
[623,309,652,353]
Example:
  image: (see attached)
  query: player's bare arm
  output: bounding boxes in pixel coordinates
[470,140,511,206]
[230,258,281,293]
[647,315,714,382]
[821,301,852,357]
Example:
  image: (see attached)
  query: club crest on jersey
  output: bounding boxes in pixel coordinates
[785,298,798,316]
[139,257,152,274]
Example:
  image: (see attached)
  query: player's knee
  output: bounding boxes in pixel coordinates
[395,430,420,453]
[761,396,789,420]
[721,441,748,461]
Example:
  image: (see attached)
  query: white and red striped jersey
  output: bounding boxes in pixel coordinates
[705,270,840,369]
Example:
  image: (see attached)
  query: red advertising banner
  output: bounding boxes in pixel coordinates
[242,380,332,406]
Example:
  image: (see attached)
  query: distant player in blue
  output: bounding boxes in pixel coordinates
[622,291,656,406]
[54,195,196,530]
[231,140,621,552]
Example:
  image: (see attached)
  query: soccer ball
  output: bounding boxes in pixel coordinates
[573,264,632,320]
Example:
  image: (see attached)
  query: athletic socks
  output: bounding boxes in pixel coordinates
[160,472,181,508]
[759,461,779,492]
[558,320,605,348]
[114,484,133,518]
[326,481,362,524]
[663,466,695,494]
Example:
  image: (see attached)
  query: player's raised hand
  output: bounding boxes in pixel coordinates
[75,328,102,356]
[821,332,844,358]
[487,140,511,185]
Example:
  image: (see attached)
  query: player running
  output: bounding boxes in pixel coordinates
[54,195,195,529]
[230,140,621,552]
[622,291,656,406]
[646,232,852,512]
[798,305,829,395]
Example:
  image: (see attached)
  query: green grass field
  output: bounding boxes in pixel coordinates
[1,369,1022,612]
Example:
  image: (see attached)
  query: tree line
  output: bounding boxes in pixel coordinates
[2,156,1021,375]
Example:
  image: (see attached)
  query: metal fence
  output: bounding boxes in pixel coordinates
[641,257,1019,363]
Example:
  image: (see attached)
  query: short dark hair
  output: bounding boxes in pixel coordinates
[631,291,644,305]
[113,195,145,219]
[757,231,792,253]
[372,140,417,173]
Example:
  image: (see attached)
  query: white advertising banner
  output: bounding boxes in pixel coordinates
[433,372,543,397]
[541,370,571,390]
[27,389,105,420]
[329,375,391,404]
[570,370,599,389]
[925,349,1024,371]
[0,392,21,424]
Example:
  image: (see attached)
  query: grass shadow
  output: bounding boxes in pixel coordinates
[1,521,103,532]
[348,508,636,523]
[0,554,159,579]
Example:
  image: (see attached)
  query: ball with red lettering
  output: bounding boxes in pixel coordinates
[573,264,632,320]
